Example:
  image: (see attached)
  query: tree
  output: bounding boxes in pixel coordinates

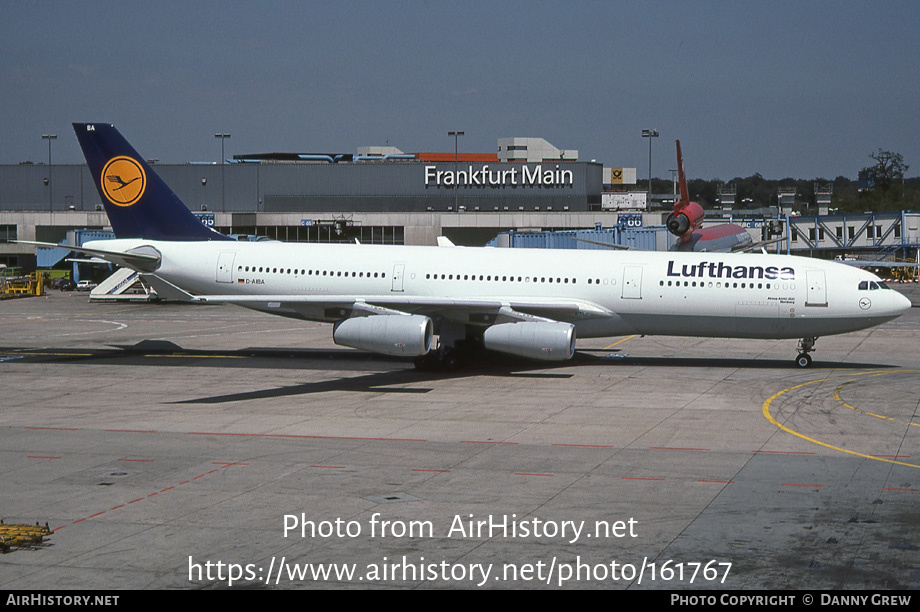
[862,149,909,191]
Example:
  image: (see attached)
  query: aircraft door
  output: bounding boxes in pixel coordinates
[805,270,827,307]
[391,263,405,292]
[622,266,643,299]
[216,252,236,283]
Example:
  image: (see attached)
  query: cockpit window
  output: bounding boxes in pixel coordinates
[858,280,868,290]
[877,281,890,289]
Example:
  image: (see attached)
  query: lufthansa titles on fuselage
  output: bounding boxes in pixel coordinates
[666,260,795,281]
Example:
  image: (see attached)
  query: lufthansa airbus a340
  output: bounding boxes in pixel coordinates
[23,124,912,369]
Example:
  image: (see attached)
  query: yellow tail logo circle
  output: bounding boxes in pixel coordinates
[101,156,146,207]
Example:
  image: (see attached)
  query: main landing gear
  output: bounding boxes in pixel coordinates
[414,322,478,372]
[795,337,817,368]
[413,346,462,372]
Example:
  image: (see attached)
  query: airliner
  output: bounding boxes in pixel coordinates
[666,139,774,253]
[23,124,912,369]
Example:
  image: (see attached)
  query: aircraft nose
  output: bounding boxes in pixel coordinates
[894,290,913,315]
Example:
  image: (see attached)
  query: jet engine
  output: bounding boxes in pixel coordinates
[666,201,704,237]
[482,321,576,361]
[333,314,433,357]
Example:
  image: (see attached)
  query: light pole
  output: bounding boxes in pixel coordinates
[215,133,230,212]
[642,129,658,205]
[42,134,57,212]
[448,130,464,211]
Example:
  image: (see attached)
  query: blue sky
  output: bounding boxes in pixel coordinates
[2,1,918,180]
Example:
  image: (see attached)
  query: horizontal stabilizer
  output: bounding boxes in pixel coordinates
[15,240,161,272]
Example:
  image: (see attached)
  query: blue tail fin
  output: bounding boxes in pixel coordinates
[73,123,231,241]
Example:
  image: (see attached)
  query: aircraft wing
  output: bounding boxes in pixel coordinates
[569,237,630,250]
[193,293,613,325]
[734,237,786,253]
[840,260,920,268]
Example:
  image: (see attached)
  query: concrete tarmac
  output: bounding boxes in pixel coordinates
[1,285,918,590]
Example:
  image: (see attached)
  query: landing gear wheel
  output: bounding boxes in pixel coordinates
[441,349,460,371]
[413,347,462,372]
[794,337,817,368]
[413,352,440,372]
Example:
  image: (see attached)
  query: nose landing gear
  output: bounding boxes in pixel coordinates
[795,337,817,368]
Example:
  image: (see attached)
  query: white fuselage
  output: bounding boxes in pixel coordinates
[87,239,911,341]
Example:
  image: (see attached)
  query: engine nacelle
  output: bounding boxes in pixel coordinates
[333,315,433,357]
[482,321,576,361]
[666,201,704,237]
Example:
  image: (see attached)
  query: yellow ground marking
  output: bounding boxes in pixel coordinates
[833,376,920,427]
[603,335,638,350]
[762,370,920,469]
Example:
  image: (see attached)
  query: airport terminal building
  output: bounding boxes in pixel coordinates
[1,137,637,268]
[3,133,917,273]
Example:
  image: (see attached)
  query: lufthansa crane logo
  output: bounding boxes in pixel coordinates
[101,156,146,207]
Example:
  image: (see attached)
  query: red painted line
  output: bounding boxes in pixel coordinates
[52,525,66,532]
[753,450,815,455]
[28,455,60,459]
[25,427,78,431]
[213,462,249,466]
[551,443,615,448]
[884,487,920,492]
[781,483,823,488]
[57,463,243,531]
[311,465,346,469]
[622,477,665,481]
[697,479,735,484]
[178,480,191,485]
[104,429,158,433]
[650,446,710,451]
[189,432,426,442]
[514,473,553,477]
[461,440,518,445]
[119,458,154,462]
[411,469,450,473]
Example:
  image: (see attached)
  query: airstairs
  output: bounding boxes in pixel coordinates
[89,268,158,302]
